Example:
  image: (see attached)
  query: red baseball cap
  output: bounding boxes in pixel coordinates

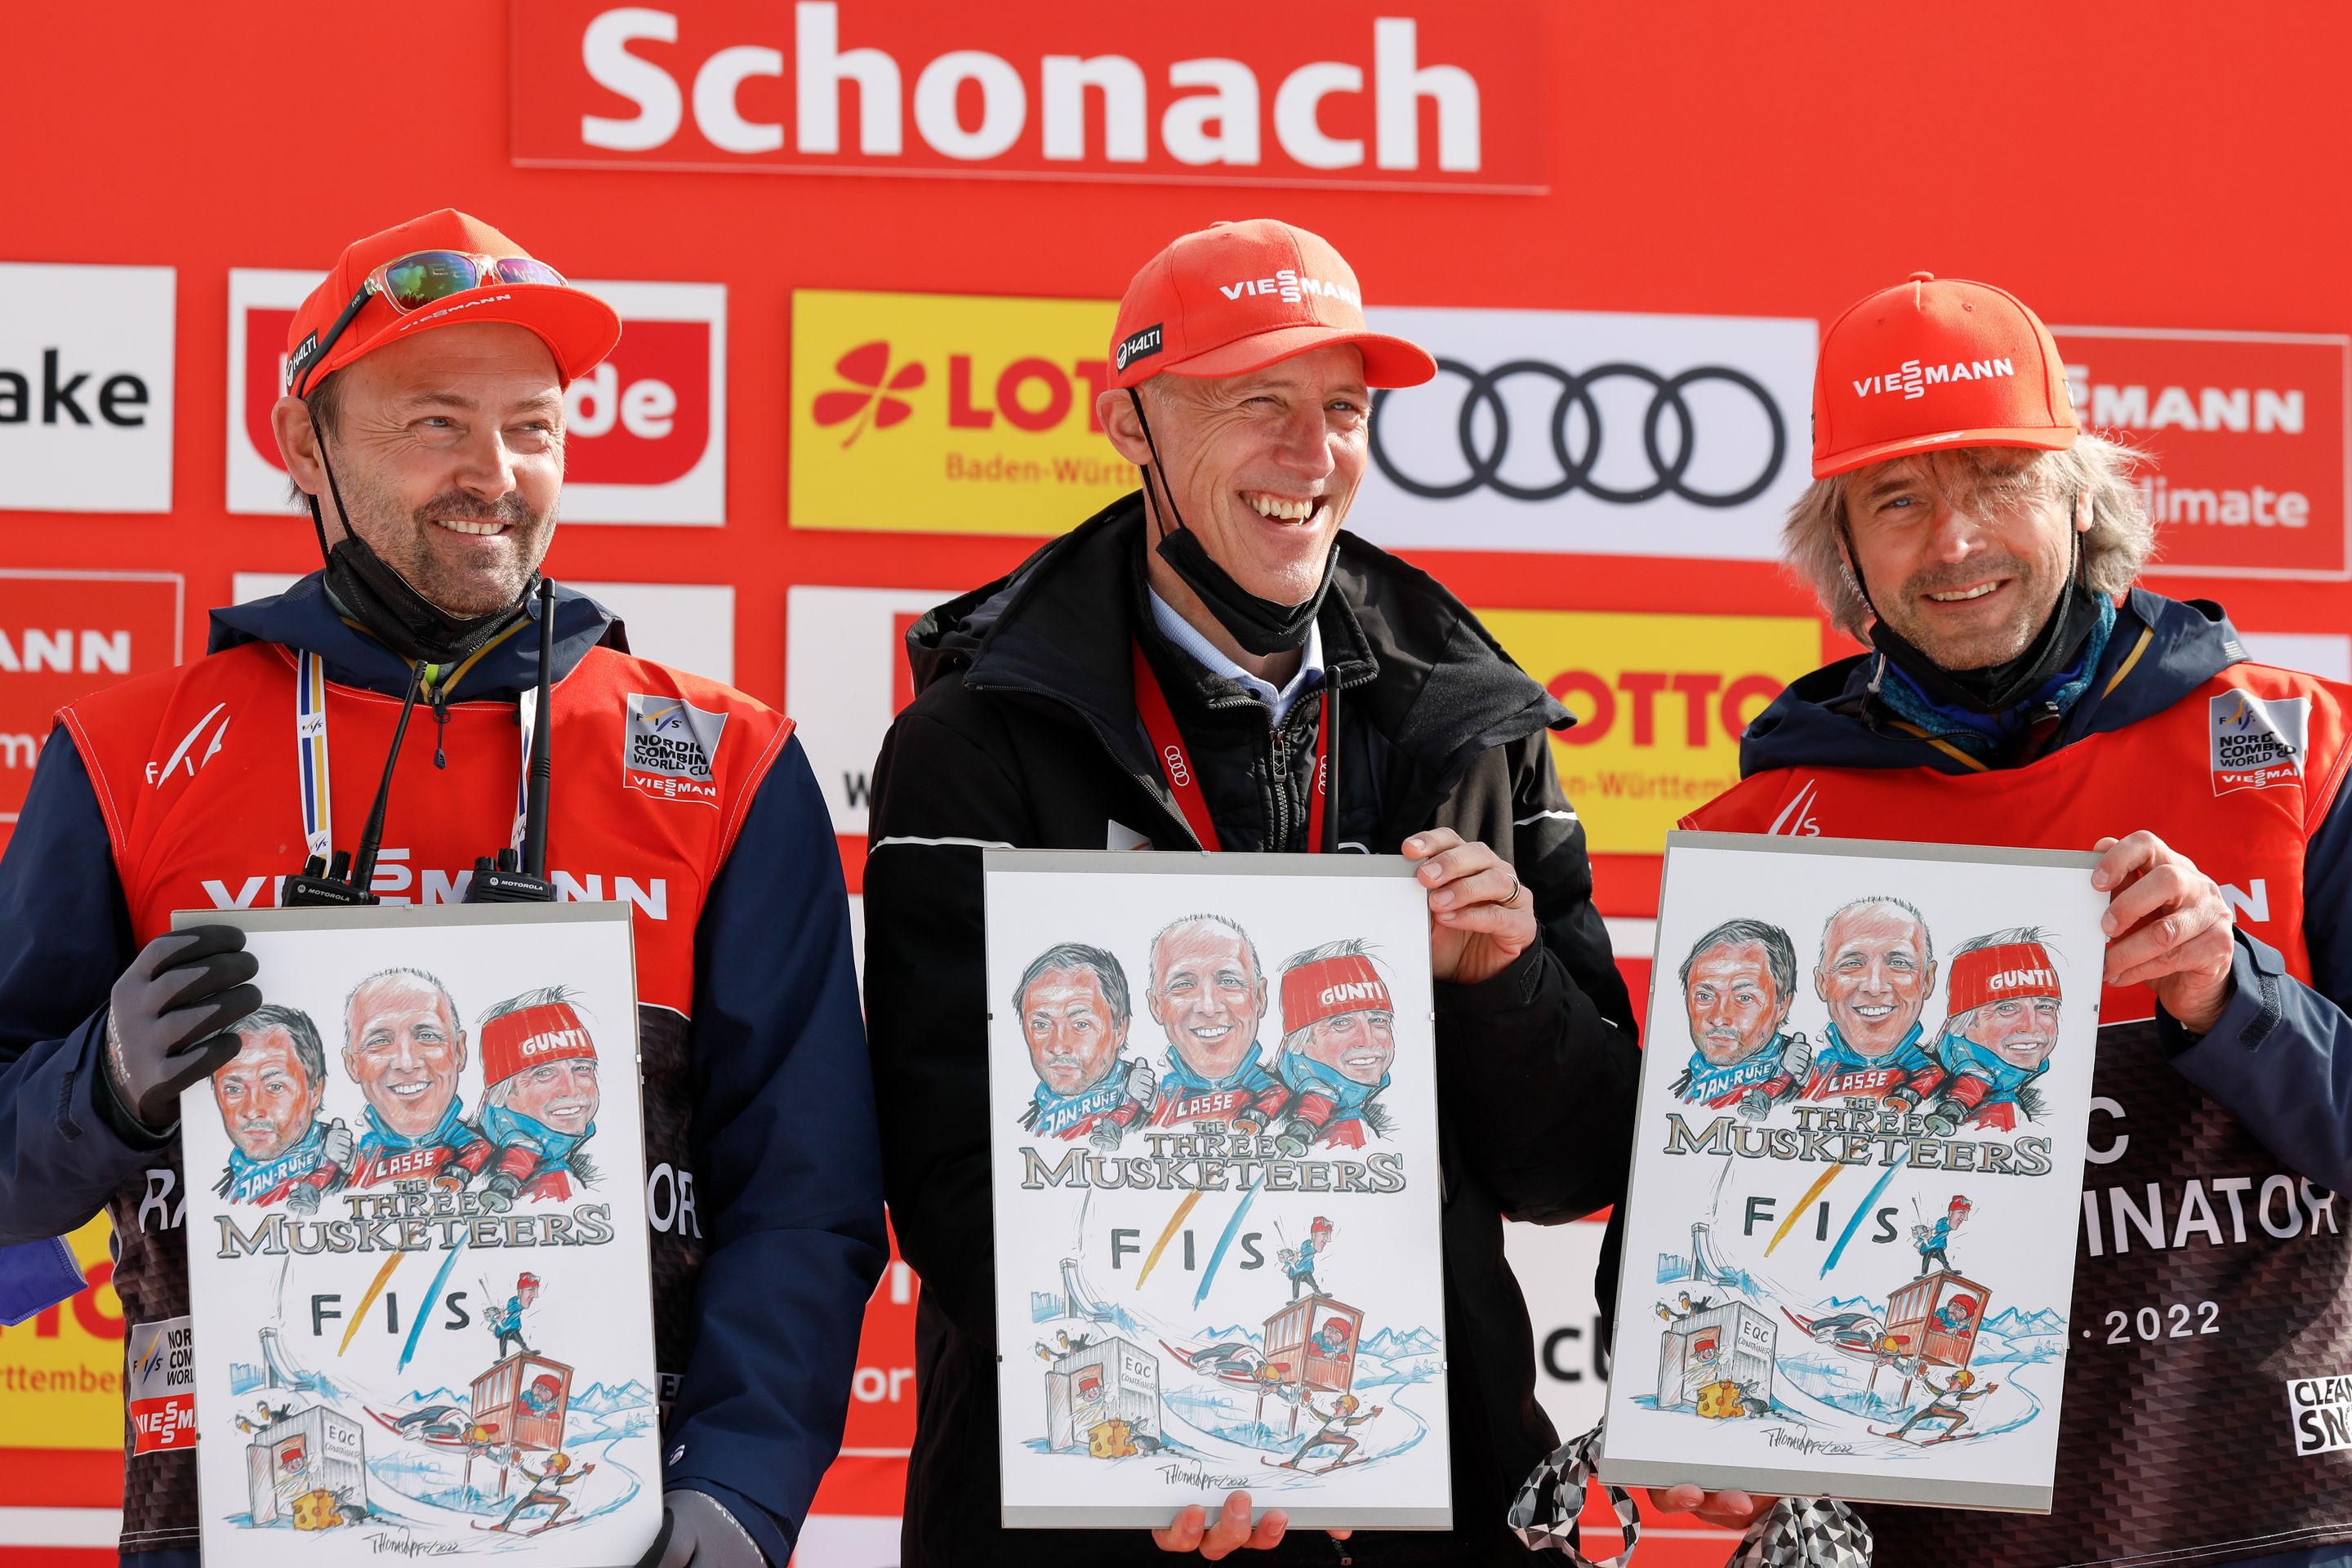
[480,1000,598,1088]
[1811,272,2077,479]
[1109,219,1435,390]
[284,209,620,398]
[1944,939,2062,1017]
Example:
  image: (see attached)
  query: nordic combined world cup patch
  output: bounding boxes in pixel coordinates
[2209,690,2307,796]
[622,693,728,805]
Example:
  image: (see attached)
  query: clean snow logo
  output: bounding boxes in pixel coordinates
[1852,355,2019,401]
[622,693,728,806]
[2287,1373,2352,1456]
[2209,690,2307,796]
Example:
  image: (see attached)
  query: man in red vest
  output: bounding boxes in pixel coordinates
[0,210,883,1568]
[1650,274,2352,1568]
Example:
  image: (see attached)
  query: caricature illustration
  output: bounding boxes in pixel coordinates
[1913,1196,1971,1276]
[1805,898,1940,1102]
[178,907,663,1562]
[1145,915,1286,1134]
[1668,920,1811,1118]
[210,1005,350,1212]
[1012,943,1156,1147]
[448,988,604,1209]
[341,968,492,1187]
[1272,943,1396,1148]
[984,858,1451,1526]
[1898,931,2065,1131]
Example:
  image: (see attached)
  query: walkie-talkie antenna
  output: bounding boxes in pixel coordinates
[350,660,428,893]
[521,579,556,880]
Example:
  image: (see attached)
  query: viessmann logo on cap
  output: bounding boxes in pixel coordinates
[1220,270,1361,309]
[623,693,728,805]
[1851,354,2020,402]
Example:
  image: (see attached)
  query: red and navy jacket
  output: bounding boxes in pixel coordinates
[1683,588,2352,1568]
[0,575,884,1568]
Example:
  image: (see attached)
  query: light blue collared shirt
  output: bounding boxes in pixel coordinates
[1146,588,1325,727]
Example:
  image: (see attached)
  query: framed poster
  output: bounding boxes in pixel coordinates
[174,902,664,1565]
[1598,833,2108,1512]
[983,851,1451,1530]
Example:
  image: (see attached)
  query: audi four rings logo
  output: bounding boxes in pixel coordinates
[1163,743,1192,786]
[1369,357,1788,506]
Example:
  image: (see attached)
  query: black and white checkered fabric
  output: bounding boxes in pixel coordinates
[1728,1497,1874,1567]
[1508,1425,1640,1565]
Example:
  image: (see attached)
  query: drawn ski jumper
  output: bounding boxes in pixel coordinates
[1281,1217,1334,1300]
[486,1272,540,1359]
[1885,1369,1994,1444]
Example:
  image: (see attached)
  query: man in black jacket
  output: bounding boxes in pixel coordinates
[862,218,1642,1564]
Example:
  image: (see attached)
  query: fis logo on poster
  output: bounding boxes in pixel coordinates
[2210,690,2307,795]
[624,693,727,804]
[2287,1373,2352,1456]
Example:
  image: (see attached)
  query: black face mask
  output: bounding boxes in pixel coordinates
[1130,390,1335,657]
[1855,523,2099,715]
[307,428,536,666]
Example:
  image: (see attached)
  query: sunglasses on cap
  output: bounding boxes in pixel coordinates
[288,249,569,398]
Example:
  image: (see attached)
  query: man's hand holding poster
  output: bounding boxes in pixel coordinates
[982,852,1451,1530]
[1598,833,2108,1512]
[174,903,664,1564]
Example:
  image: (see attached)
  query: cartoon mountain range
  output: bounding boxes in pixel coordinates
[1360,1326,1440,1359]
[1980,1307,2065,1339]
[571,1380,657,1415]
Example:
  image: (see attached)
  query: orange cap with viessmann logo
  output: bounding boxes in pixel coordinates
[1811,272,2078,478]
[284,209,620,396]
[1109,219,1436,390]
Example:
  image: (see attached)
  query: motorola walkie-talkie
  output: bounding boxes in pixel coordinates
[467,580,559,904]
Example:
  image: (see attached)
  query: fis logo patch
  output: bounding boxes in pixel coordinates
[624,693,728,807]
[2210,690,2308,796]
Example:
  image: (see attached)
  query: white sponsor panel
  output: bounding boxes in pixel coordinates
[0,263,176,513]
[227,272,726,524]
[1502,1217,1609,1442]
[786,585,958,834]
[233,574,734,684]
[2243,632,2352,683]
[1353,306,1815,559]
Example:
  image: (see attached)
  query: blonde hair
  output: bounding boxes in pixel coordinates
[1783,436,2154,639]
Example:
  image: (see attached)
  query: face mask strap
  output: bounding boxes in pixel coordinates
[1127,387,1187,545]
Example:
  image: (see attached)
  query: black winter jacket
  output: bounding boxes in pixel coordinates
[862,495,1642,1565]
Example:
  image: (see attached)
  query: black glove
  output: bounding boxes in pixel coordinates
[637,1489,766,1567]
[479,1171,523,1213]
[104,926,263,1134]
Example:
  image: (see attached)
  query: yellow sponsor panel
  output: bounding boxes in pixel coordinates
[791,289,1137,535]
[0,1214,124,1447]
[1481,609,1821,853]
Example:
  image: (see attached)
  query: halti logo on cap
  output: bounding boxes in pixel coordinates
[623,693,728,805]
[1852,355,2019,402]
[284,332,320,393]
[1219,270,1361,309]
[1115,324,1164,373]
[2210,690,2307,796]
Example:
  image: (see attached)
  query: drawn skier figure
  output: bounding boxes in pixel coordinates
[235,1397,296,1434]
[1272,1393,1381,1473]
[1271,942,1397,1149]
[488,1451,594,1535]
[1913,1196,1971,1276]
[1669,920,1812,1117]
[1281,1217,1334,1299]
[1888,929,2065,1132]
[485,1271,540,1359]
[1011,945,1156,1147]
[1886,1368,1995,1444]
[1805,899,1940,1103]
